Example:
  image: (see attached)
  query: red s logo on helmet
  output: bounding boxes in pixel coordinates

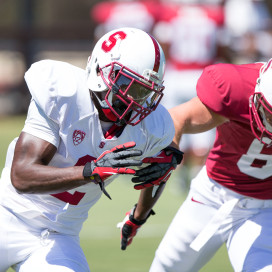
[102,31,127,52]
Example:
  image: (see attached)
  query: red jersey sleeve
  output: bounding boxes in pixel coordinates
[197,63,263,122]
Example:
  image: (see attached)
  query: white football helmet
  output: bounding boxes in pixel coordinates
[86,27,166,126]
[250,59,272,145]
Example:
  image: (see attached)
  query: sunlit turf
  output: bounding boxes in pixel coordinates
[80,176,233,272]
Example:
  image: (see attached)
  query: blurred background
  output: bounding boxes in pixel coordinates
[1,0,272,271]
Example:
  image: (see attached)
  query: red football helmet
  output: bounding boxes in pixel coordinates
[86,27,166,126]
[250,59,272,145]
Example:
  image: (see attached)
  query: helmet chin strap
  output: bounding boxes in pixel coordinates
[92,90,118,122]
[92,89,133,126]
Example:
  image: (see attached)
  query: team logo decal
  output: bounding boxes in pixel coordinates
[99,141,106,148]
[73,130,86,146]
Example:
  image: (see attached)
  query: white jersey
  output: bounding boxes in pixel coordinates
[0,60,174,236]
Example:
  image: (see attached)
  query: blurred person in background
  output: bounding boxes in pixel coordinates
[148,57,272,271]
[0,52,27,115]
[152,0,231,189]
[90,0,159,41]
[224,0,272,64]
[0,27,183,272]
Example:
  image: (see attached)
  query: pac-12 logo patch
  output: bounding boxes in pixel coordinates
[73,130,86,145]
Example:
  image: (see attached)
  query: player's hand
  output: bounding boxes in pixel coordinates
[131,146,183,190]
[117,205,155,250]
[83,142,142,198]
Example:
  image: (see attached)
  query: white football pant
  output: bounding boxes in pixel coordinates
[150,166,272,272]
[0,205,90,272]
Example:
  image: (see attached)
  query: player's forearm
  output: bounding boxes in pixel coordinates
[169,102,191,145]
[169,97,227,145]
[134,184,166,220]
[11,164,88,194]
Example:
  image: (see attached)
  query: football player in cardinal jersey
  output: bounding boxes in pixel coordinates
[149,59,272,272]
[153,0,229,188]
[0,28,181,272]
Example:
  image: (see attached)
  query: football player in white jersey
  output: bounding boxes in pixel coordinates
[146,58,272,271]
[0,27,183,272]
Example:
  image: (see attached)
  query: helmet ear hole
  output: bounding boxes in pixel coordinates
[96,64,100,76]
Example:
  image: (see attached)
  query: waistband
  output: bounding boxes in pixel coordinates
[190,167,272,251]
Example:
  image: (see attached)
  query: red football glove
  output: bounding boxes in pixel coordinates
[132,146,183,190]
[83,142,142,198]
[117,205,155,250]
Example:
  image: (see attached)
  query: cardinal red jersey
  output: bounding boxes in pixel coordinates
[197,62,272,199]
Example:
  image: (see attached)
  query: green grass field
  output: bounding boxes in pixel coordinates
[1,115,233,272]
